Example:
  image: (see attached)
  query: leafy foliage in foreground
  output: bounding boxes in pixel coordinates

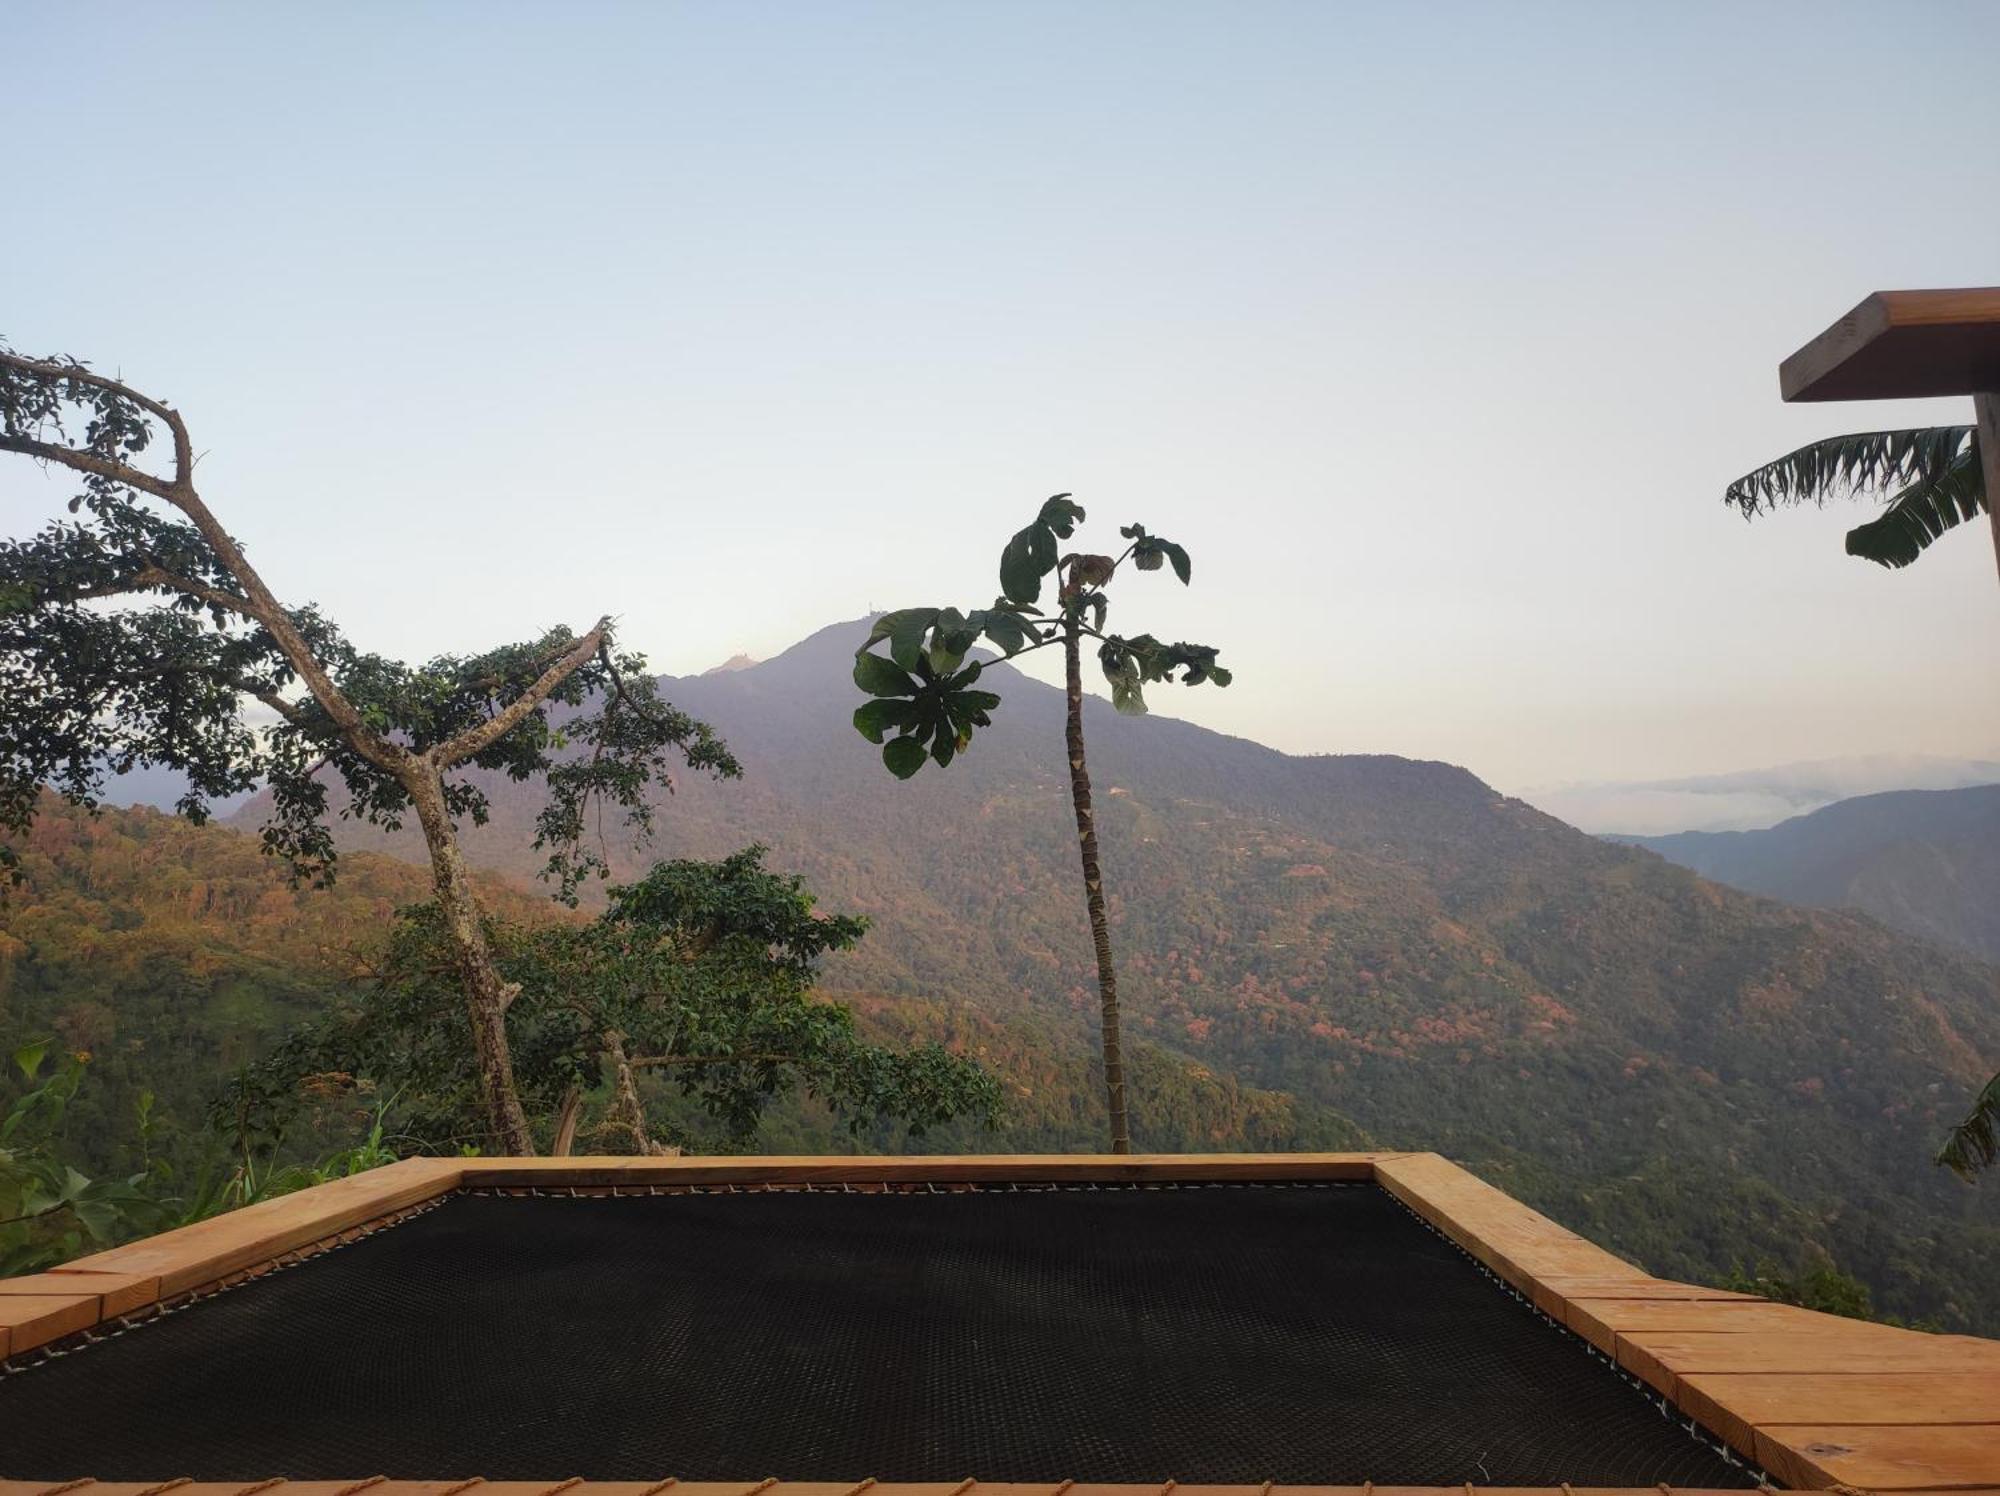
[851,498,1228,779]
[1938,1072,2000,1180]
[1724,426,1983,569]
[1,1040,401,1275]
[227,849,1000,1154]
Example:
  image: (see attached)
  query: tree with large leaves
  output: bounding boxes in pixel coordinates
[0,346,740,1153]
[851,496,1229,1152]
[228,848,1001,1154]
[1725,425,1998,1177]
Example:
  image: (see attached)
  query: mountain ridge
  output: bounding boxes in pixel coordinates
[1614,784,2000,962]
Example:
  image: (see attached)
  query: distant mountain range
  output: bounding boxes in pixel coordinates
[1615,785,2000,963]
[1524,754,2000,835]
[194,616,2000,1331]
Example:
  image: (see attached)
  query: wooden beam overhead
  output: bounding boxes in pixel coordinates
[1780,288,2000,402]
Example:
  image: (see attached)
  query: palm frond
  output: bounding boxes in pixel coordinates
[1725,426,1974,516]
[1844,447,1988,567]
[1725,425,1984,568]
[1936,1070,2000,1180]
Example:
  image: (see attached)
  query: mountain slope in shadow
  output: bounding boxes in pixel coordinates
[1617,785,2000,962]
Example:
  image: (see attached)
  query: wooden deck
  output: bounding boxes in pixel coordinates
[6,1151,1997,1493]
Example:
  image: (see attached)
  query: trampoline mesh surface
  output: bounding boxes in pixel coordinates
[2,1183,1757,1485]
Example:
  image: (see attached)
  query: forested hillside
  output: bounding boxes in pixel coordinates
[0,800,560,1177]
[211,617,2000,1331]
[0,797,1363,1177]
[1617,785,2000,961]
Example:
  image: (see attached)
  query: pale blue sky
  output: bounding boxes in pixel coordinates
[6,0,1999,796]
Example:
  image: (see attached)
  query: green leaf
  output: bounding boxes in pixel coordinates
[1207,665,1232,687]
[1726,426,1974,520]
[12,1041,47,1083]
[885,609,938,671]
[1038,494,1085,537]
[882,737,928,779]
[1000,525,1046,606]
[1031,523,1059,577]
[853,699,917,743]
[853,652,915,698]
[929,608,974,674]
[1844,453,1988,567]
[1163,541,1191,585]
[981,611,1028,655]
[931,733,956,767]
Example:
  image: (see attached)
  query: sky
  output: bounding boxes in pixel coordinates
[6,0,2000,810]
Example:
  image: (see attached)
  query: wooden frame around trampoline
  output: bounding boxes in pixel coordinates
[4,1152,1997,1495]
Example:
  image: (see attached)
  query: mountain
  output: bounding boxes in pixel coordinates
[219,617,2000,1331]
[1524,754,2000,835]
[1615,785,2000,963]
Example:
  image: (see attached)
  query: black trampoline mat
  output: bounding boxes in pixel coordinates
[0,1184,1757,1485]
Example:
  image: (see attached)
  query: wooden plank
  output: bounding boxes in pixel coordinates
[1678,1372,2000,1456]
[1537,1275,1752,1296]
[1372,1153,1635,1298]
[1780,287,2000,401]
[55,1156,463,1298]
[1565,1296,1842,1354]
[0,1267,162,1318]
[0,1290,99,1356]
[1619,1327,2000,1397]
[1530,1276,1756,1323]
[1757,1423,2000,1491]
[457,1152,1399,1187]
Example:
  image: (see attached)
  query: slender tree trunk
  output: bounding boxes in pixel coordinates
[406,769,535,1154]
[1063,614,1131,1153]
[551,1085,582,1157]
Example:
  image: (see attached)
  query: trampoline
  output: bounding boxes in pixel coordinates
[1,1174,1754,1486]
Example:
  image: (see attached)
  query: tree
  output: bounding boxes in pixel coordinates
[230,848,1001,1153]
[0,346,739,1153]
[851,495,1229,1152]
[1725,425,1998,1177]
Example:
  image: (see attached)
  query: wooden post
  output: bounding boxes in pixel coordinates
[1977,391,2000,587]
